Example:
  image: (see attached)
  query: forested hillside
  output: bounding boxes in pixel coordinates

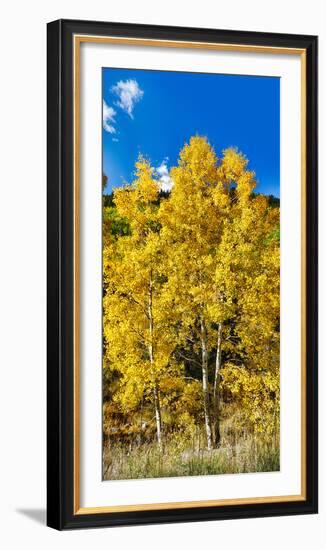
[102,136,280,480]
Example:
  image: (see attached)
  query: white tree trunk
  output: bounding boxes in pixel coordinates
[153,383,163,450]
[200,316,213,450]
[148,271,163,451]
[213,322,223,447]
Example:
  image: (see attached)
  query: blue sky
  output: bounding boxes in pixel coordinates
[102,68,280,198]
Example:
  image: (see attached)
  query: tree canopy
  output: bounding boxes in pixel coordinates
[102,136,280,476]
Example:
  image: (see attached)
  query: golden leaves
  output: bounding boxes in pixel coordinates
[103,137,280,435]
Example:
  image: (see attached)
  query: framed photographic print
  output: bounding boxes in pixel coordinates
[47,19,318,530]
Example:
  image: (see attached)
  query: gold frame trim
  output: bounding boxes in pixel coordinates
[73,34,307,515]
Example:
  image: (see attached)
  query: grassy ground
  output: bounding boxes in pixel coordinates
[103,432,279,480]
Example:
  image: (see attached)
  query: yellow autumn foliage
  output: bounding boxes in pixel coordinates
[103,136,280,461]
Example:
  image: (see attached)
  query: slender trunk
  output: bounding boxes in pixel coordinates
[200,316,213,450]
[153,383,162,450]
[148,270,163,451]
[213,322,223,447]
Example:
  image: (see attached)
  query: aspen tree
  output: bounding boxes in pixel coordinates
[103,158,178,450]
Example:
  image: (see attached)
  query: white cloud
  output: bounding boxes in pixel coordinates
[156,159,173,192]
[111,79,144,118]
[112,137,119,143]
[103,100,116,133]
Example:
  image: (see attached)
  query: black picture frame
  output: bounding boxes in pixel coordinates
[47,18,318,530]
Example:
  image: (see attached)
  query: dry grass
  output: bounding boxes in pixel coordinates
[103,431,279,480]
